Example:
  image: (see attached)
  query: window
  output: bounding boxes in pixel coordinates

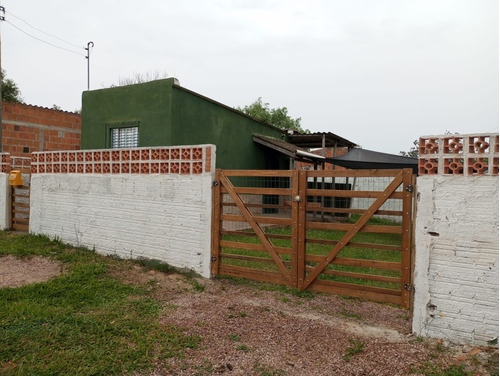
[110,126,139,148]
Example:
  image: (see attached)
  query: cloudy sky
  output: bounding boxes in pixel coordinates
[2,0,498,154]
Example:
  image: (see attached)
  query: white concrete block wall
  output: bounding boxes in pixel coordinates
[29,145,215,278]
[0,174,9,230]
[412,175,499,346]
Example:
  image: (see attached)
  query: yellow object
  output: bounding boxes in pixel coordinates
[9,170,24,186]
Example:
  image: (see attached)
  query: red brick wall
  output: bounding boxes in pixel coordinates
[297,147,348,170]
[1,102,81,158]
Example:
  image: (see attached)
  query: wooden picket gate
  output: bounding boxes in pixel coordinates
[10,157,31,231]
[211,168,415,308]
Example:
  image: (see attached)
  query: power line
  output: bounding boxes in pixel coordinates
[6,10,83,50]
[4,20,86,57]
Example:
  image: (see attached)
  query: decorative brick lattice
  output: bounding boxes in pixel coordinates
[31,145,215,175]
[0,153,10,173]
[419,133,499,176]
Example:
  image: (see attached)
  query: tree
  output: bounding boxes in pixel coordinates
[109,70,169,87]
[399,139,418,158]
[237,97,308,133]
[1,69,24,103]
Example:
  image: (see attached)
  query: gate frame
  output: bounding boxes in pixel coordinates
[211,168,415,308]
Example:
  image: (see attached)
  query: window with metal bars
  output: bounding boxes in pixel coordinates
[110,127,139,148]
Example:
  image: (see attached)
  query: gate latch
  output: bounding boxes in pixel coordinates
[405,185,414,193]
[293,195,303,203]
[404,283,413,292]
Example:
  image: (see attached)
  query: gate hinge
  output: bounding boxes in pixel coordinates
[404,283,413,292]
[405,185,414,193]
[212,180,219,187]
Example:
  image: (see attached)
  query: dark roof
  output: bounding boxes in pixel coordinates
[287,131,357,148]
[326,148,418,172]
[253,135,325,163]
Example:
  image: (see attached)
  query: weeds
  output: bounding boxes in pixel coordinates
[343,338,365,362]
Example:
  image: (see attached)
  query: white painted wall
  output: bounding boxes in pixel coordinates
[30,173,213,278]
[0,174,9,230]
[413,175,499,346]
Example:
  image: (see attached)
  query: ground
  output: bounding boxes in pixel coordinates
[1,256,497,376]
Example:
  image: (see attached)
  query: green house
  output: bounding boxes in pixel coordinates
[81,78,290,170]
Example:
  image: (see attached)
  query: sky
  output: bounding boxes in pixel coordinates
[1,0,498,155]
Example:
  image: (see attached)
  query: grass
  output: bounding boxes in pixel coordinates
[0,231,199,376]
[343,337,365,362]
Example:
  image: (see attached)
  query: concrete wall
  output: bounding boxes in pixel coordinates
[0,174,9,230]
[29,145,215,278]
[413,133,499,346]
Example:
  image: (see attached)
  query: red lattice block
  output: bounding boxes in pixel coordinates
[151,149,161,160]
[205,147,212,173]
[77,164,84,174]
[85,164,93,174]
[69,153,75,162]
[61,153,68,162]
[140,163,150,174]
[419,138,439,155]
[102,151,111,161]
[170,149,180,160]
[39,165,45,173]
[160,163,169,173]
[69,164,76,173]
[76,152,84,162]
[192,148,203,160]
[181,162,191,174]
[170,163,180,174]
[443,158,464,175]
[46,154,52,163]
[53,153,60,162]
[151,163,159,173]
[160,149,169,160]
[192,162,203,174]
[31,154,39,163]
[61,164,68,173]
[46,165,52,173]
[31,165,37,173]
[141,150,150,161]
[131,163,140,173]
[418,158,439,175]
[443,137,463,154]
[469,136,490,154]
[103,164,111,174]
[39,154,45,162]
[94,152,102,162]
[121,163,130,173]
[467,158,489,175]
[131,150,141,161]
[493,157,499,176]
[495,135,499,153]
[181,149,191,160]
[122,150,130,161]
[112,163,120,174]
[94,164,102,174]
[2,165,10,173]
[54,164,60,173]
[1,154,8,163]
[112,150,120,161]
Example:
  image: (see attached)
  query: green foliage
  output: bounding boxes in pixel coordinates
[1,69,24,103]
[0,232,199,375]
[237,97,308,133]
[343,338,365,361]
[399,139,419,158]
[254,362,287,376]
[411,363,473,376]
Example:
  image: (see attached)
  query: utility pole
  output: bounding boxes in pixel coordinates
[0,5,5,153]
[85,41,94,90]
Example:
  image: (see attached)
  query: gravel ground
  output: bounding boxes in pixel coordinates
[1,256,497,375]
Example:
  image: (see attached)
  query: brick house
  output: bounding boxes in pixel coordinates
[1,102,81,158]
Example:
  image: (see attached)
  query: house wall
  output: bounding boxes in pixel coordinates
[2,102,81,157]
[29,145,215,278]
[413,133,499,346]
[81,78,288,170]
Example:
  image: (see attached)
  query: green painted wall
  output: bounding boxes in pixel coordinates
[81,78,289,169]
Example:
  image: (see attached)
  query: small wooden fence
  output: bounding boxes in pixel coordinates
[10,157,31,231]
[211,169,415,308]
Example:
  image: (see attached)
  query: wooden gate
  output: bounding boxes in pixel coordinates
[211,168,415,308]
[10,157,31,231]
